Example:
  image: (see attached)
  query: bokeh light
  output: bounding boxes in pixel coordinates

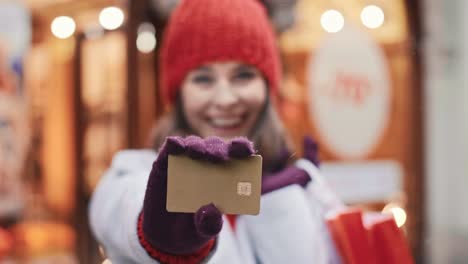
[320,9,345,33]
[99,7,125,30]
[51,16,76,39]
[383,203,407,227]
[361,5,385,29]
[137,23,157,53]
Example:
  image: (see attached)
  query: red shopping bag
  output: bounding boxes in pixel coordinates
[365,213,414,264]
[326,208,414,264]
[327,208,376,264]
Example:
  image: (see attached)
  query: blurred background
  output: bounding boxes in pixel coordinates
[0,0,466,263]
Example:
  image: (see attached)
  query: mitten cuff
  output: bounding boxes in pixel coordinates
[137,213,215,264]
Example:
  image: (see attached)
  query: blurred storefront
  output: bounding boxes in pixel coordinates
[0,0,158,263]
[278,0,424,262]
[0,0,426,263]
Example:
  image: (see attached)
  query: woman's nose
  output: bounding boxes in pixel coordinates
[213,80,239,108]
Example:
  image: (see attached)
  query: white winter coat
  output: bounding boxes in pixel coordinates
[89,150,343,264]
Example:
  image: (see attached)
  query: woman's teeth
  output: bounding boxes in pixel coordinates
[211,117,242,127]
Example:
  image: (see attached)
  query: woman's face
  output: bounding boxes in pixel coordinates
[181,62,267,139]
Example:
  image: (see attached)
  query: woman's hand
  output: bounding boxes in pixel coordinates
[303,136,320,167]
[141,136,255,256]
[261,136,320,195]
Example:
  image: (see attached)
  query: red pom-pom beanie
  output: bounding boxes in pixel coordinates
[159,0,281,106]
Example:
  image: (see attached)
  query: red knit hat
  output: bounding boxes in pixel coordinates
[160,0,281,106]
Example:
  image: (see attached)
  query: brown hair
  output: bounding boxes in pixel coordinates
[151,95,294,172]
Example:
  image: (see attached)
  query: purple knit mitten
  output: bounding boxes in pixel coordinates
[261,136,320,195]
[141,136,255,255]
[261,166,310,194]
[303,136,320,167]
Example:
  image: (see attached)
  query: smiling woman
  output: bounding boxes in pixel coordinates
[151,82,291,172]
[150,0,296,171]
[181,62,267,139]
[89,0,336,263]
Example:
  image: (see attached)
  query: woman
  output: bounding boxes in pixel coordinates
[89,0,340,263]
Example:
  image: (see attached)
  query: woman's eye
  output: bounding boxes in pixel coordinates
[192,75,214,84]
[234,71,255,81]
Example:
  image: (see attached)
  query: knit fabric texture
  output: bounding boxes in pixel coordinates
[141,136,255,256]
[137,213,216,264]
[159,0,281,106]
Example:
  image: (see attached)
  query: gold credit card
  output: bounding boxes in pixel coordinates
[167,155,262,215]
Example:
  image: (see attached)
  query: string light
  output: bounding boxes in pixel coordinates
[99,7,125,30]
[51,16,76,39]
[137,23,157,53]
[320,9,345,33]
[361,5,385,29]
[382,203,407,227]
